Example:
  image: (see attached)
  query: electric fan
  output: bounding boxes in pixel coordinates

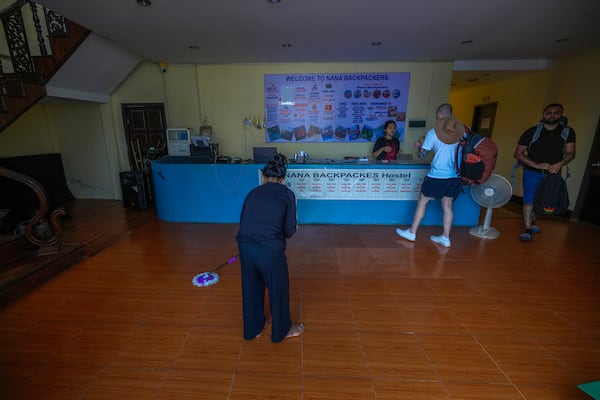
[469,174,513,239]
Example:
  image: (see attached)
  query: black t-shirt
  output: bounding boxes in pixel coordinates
[236,182,297,244]
[372,136,400,160]
[518,124,575,169]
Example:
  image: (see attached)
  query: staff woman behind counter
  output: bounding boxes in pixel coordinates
[372,120,401,161]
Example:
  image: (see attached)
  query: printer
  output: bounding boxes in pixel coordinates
[190,138,218,163]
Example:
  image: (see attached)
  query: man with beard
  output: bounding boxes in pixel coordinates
[513,103,576,241]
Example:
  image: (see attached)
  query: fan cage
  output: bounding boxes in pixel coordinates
[470,174,512,209]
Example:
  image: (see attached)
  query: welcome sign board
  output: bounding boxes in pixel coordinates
[264,72,410,144]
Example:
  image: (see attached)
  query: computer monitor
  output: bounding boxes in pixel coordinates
[166,128,191,156]
[253,147,278,163]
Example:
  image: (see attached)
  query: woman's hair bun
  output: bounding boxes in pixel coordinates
[262,153,288,178]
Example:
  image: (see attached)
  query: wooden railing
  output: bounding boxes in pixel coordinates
[0,166,66,254]
[0,0,90,131]
[0,1,89,255]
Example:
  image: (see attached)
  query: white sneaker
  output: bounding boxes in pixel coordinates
[396,228,415,242]
[430,235,451,247]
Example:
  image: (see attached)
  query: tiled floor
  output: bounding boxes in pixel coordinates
[0,204,599,399]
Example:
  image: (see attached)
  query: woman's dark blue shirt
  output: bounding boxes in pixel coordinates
[236,182,297,245]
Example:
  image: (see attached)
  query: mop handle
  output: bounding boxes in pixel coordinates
[210,254,239,273]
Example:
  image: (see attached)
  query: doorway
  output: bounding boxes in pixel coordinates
[121,103,167,206]
[121,103,167,170]
[573,115,600,225]
[472,102,498,138]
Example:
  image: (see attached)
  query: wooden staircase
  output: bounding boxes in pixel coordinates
[0,1,91,305]
[0,0,90,132]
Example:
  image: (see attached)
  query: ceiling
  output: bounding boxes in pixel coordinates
[34,0,600,87]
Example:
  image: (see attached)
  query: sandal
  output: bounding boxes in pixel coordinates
[284,323,305,340]
[519,231,532,241]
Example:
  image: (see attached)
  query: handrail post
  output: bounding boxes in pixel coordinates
[0,166,66,255]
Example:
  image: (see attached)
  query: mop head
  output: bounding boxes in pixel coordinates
[192,255,238,288]
[192,272,220,287]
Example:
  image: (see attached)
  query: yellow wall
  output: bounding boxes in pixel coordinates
[163,64,203,130]
[2,51,599,208]
[39,60,451,199]
[194,62,453,160]
[449,49,600,206]
[111,61,168,171]
[0,60,168,200]
[545,49,600,206]
[449,71,551,195]
[45,103,116,198]
[0,102,119,199]
[0,105,55,155]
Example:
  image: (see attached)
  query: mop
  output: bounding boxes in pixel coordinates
[192,255,239,287]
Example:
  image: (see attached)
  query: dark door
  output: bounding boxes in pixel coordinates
[574,116,600,225]
[471,102,498,138]
[121,103,167,170]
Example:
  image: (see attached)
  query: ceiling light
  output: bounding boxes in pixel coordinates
[461,40,473,45]
[282,43,292,48]
[371,41,382,46]
[555,38,570,44]
[267,0,281,3]
[137,0,151,6]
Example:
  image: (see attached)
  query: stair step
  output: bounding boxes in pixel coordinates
[3,78,26,97]
[0,242,84,306]
[0,82,46,123]
[0,7,90,131]
[31,55,58,80]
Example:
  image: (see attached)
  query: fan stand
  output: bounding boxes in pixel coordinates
[470,207,500,239]
[469,175,512,240]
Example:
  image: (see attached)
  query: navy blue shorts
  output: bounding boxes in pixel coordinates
[421,176,461,200]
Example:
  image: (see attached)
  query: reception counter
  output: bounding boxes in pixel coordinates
[151,157,480,225]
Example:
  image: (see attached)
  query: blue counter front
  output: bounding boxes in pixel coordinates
[151,158,480,226]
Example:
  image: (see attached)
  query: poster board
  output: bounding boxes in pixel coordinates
[264,72,410,143]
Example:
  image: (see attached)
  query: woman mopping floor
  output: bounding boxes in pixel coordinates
[236,153,304,342]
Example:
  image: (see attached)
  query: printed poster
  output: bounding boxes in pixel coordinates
[264,72,410,143]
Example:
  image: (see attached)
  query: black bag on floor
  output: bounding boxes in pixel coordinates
[534,173,569,215]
